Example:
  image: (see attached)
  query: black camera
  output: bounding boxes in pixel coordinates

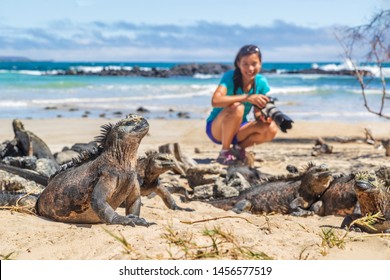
[255,97,293,133]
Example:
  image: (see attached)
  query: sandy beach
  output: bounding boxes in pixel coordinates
[0,117,390,260]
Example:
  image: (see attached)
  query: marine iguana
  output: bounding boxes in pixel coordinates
[137,150,194,211]
[309,173,357,216]
[303,166,390,217]
[207,163,333,216]
[0,149,193,212]
[341,171,390,233]
[10,119,59,169]
[0,169,43,207]
[36,114,153,226]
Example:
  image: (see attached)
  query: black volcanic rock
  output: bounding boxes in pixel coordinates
[49,63,373,78]
[53,63,233,78]
[285,68,373,76]
[170,63,232,76]
[136,106,150,113]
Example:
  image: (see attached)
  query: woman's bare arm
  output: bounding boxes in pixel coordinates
[211,85,269,108]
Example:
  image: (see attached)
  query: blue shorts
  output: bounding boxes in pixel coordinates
[206,120,248,145]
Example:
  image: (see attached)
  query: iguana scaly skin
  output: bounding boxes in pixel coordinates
[0,149,192,213]
[36,114,152,226]
[208,163,333,216]
[137,150,194,211]
[12,119,59,169]
[310,173,357,216]
[341,170,390,233]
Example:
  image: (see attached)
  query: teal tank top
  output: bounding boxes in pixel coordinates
[206,70,270,123]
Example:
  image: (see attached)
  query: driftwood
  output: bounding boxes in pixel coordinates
[333,128,378,145]
[158,143,197,175]
[382,139,390,157]
[244,151,256,168]
[364,128,376,145]
[328,128,390,157]
[311,138,333,156]
[0,169,44,209]
[0,164,49,186]
[186,164,224,189]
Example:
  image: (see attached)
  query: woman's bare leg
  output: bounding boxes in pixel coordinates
[236,120,278,148]
[211,103,245,150]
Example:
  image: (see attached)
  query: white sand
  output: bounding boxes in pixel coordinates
[0,118,389,260]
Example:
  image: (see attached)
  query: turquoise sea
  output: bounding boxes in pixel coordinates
[0,61,389,122]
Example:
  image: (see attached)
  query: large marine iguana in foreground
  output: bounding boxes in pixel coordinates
[0,149,193,212]
[36,114,153,226]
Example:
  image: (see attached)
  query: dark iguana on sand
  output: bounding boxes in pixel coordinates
[137,150,193,211]
[0,149,193,213]
[305,166,390,217]
[0,119,60,175]
[11,120,59,168]
[309,173,357,216]
[208,163,333,216]
[36,114,153,226]
[341,170,390,233]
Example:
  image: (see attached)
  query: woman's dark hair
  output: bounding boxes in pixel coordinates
[233,45,262,94]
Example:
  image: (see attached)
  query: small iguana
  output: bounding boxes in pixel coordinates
[341,171,390,233]
[11,119,59,169]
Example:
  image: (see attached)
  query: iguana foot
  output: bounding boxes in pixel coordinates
[340,214,360,230]
[291,209,314,217]
[232,199,252,214]
[127,214,156,227]
[111,214,155,227]
[172,205,195,212]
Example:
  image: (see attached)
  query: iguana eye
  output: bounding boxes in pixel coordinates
[319,164,328,170]
[368,177,375,182]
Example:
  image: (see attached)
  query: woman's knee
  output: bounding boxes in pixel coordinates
[268,121,278,139]
[251,122,278,144]
[226,102,245,117]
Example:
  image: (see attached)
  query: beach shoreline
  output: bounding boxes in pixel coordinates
[1,117,389,151]
[1,60,389,122]
[0,117,390,260]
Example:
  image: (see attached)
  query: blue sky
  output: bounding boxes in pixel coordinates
[0,0,389,62]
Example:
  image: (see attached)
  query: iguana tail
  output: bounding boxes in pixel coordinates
[0,191,38,208]
[0,164,49,186]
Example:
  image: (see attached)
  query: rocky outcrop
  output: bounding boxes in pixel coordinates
[50,63,373,78]
[56,63,233,78]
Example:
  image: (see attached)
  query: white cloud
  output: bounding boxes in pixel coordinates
[265,45,344,62]
[0,20,342,61]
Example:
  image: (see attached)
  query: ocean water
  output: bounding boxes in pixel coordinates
[0,61,389,123]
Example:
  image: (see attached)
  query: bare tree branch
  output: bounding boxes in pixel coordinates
[335,9,390,120]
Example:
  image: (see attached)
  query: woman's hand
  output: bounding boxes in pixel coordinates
[259,115,273,123]
[253,106,273,123]
[246,94,269,108]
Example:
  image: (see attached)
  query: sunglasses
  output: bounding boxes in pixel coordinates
[241,45,260,54]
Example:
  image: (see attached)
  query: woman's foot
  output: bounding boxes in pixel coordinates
[216,149,236,165]
[232,145,246,161]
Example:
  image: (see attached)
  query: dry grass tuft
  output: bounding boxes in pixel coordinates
[162,223,272,260]
[319,227,346,255]
[319,211,389,255]
[102,227,144,259]
[104,223,272,260]
[0,251,16,260]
